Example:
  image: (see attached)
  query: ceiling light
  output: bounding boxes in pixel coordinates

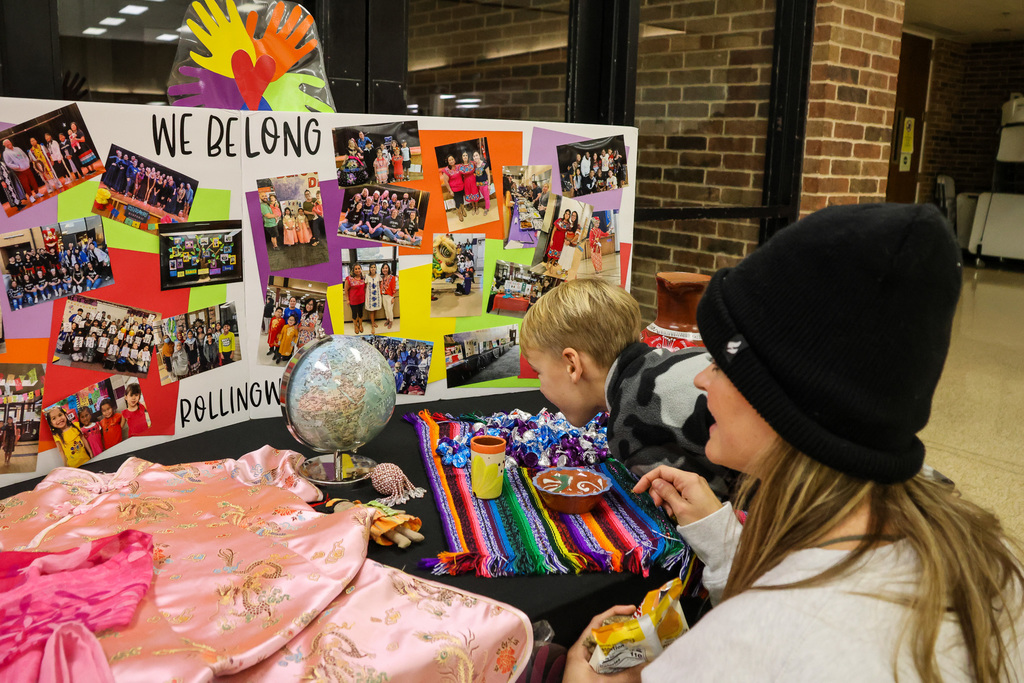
[456,98,481,104]
[456,103,480,109]
[155,33,178,41]
[82,27,108,35]
[99,17,126,26]
[438,94,456,100]
[119,4,149,15]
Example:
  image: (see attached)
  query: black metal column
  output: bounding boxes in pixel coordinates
[760,0,817,242]
[0,0,62,100]
[305,0,407,114]
[567,0,640,125]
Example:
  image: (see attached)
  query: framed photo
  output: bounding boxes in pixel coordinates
[430,233,485,318]
[360,336,433,395]
[256,173,329,273]
[0,104,104,217]
[261,279,327,367]
[434,137,498,232]
[333,120,423,186]
[52,295,160,378]
[94,144,199,230]
[555,135,629,198]
[156,302,240,385]
[337,183,428,248]
[1,215,114,312]
[443,324,519,388]
[158,220,244,291]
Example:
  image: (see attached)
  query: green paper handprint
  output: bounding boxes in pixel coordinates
[187,0,256,78]
[263,73,335,113]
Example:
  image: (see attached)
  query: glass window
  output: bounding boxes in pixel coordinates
[58,0,195,105]
[406,0,570,121]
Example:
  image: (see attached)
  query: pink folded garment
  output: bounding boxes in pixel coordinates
[0,529,154,683]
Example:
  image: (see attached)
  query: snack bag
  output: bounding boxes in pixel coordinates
[588,578,689,673]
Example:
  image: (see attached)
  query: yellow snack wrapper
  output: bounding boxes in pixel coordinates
[588,578,689,673]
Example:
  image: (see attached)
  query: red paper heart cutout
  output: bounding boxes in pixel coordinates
[231,50,277,110]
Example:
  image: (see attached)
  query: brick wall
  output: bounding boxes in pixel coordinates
[799,0,905,215]
[406,0,568,121]
[918,39,1024,199]
[631,0,776,320]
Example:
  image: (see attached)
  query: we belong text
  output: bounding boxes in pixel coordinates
[151,113,322,159]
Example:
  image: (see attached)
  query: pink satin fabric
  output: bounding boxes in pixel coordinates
[0,530,152,683]
[0,446,531,681]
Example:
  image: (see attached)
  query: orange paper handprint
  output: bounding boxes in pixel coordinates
[245,3,318,81]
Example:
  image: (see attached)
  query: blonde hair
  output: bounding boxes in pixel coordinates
[727,440,1024,683]
[520,278,640,368]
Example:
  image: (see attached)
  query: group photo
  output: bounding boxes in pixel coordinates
[1,216,114,312]
[487,259,563,318]
[1,103,103,217]
[260,279,328,367]
[341,247,401,335]
[333,120,423,186]
[95,144,199,229]
[556,134,629,198]
[44,375,152,467]
[435,137,497,231]
[158,220,243,291]
[530,195,595,280]
[502,165,552,249]
[52,295,158,378]
[443,324,519,388]
[257,173,329,272]
[430,233,484,318]
[0,363,44,476]
[156,302,240,385]
[360,335,432,395]
[337,183,428,247]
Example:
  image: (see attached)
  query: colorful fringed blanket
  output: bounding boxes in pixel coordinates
[408,410,706,592]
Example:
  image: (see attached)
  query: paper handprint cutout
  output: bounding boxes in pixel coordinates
[167,0,335,113]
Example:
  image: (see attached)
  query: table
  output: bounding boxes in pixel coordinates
[492,294,531,313]
[0,391,691,645]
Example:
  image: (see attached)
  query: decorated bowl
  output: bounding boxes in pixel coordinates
[532,467,612,515]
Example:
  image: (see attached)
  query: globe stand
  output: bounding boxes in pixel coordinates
[298,451,378,488]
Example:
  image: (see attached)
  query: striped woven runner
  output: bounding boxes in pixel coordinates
[407,410,707,593]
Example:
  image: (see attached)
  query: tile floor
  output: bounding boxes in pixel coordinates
[920,263,1024,541]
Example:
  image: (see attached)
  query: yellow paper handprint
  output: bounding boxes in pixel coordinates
[245,2,319,81]
[187,0,256,78]
[263,73,335,113]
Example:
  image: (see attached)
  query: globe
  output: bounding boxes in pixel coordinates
[281,336,396,482]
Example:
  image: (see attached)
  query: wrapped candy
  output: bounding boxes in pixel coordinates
[434,409,610,470]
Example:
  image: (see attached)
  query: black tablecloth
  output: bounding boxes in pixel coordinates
[0,390,693,645]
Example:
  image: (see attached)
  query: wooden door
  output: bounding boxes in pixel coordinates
[886,33,933,203]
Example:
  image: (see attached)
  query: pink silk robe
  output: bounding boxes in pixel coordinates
[0,446,532,681]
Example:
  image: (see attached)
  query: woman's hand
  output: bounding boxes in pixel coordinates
[633,466,722,527]
[563,605,646,683]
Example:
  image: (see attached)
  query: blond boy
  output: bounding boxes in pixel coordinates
[521,278,734,498]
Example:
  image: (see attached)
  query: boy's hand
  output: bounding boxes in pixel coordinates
[633,466,722,527]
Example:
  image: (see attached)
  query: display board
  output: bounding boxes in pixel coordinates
[0,97,637,486]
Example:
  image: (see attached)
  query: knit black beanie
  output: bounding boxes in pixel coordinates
[696,203,962,483]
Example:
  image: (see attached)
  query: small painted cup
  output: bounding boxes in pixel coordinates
[470,435,506,499]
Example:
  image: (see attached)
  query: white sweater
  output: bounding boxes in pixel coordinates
[642,504,1024,682]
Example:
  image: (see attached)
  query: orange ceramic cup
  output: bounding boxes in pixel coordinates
[470,435,506,499]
